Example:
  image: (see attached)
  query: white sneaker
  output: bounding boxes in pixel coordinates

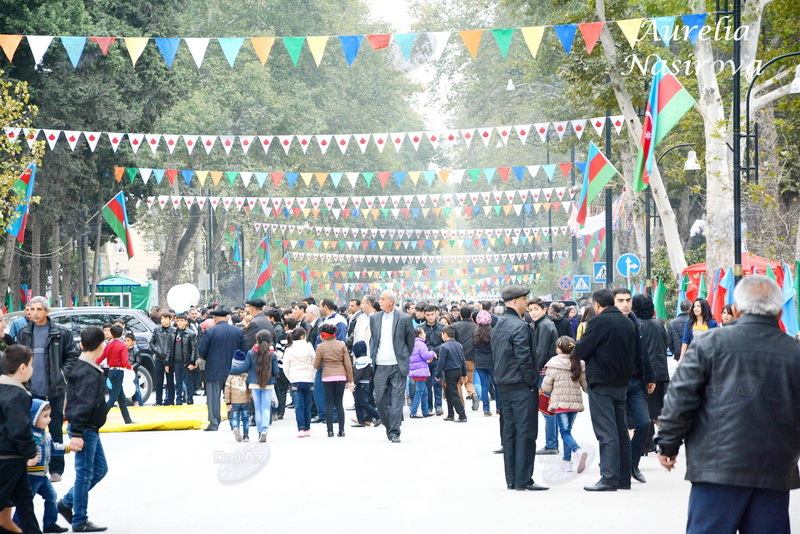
[259,431,268,443]
[233,428,242,442]
[575,449,588,473]
[560,461,573,472]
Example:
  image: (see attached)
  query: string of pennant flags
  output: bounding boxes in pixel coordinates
[145,187,578,212]
[6,117,626,157]
[308,263,549,279]
[289,250,571,264]
[114,163,587,188]
[320,274,540,294]
[253,223,571,240]
[0,14,708,69]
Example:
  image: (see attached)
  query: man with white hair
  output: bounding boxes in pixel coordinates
[16,296,79,482]
[657,275,800,532]
[369,290,415,443]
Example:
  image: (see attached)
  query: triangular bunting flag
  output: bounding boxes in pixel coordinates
[306,35,329,66]
[218,37,245,67]
[250,37,275,65]
[520,27,545,57]
[553,24,578,54]
[124,37,148,66]
[60,36,87,68]
[578,22,604,54]
[459,30,483,59]
[184,37,210,67]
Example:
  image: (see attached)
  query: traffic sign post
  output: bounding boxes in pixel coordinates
[616,253,641,278]
[573,275,590,293]
[593,262,607,284]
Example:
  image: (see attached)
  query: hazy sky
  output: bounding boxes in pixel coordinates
[365,0,414,32]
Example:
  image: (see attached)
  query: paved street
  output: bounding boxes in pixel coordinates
[39,391,800,533]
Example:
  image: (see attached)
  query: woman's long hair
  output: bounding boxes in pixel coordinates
[255,329,273,388]
[285,327,305,349]
[556,336,581,381]
[688,298,712,327]
[473,324,492,345]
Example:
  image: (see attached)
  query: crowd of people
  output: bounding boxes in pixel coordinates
[1,274,800,532]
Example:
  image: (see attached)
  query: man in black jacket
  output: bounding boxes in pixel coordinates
[613,288,655,484]
[58,326,110,533]
[16,296,79,483]
[244,298,272,349]
[421,305,444,416]
[529,297,559,455]
[452,307,478,411]
[657,275,800,532]
[491,285,548,492]
[575,289,637,491]
[168,314,198,406]
[666,299,691,360]
[149,313,175,406]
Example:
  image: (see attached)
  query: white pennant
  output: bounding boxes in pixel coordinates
[526,165,540,179]
[183,134,198,154]
[106,132,123,152]
[147,197,155,210]
[171,196,181,210]
[127,133,144,153]
[200,135,216,154]
[345,172,359,188]
[63,130,81,150]
[157,195,169,210]
[496,126,511,146]
[139,168,152,185]
[145,133,160,154]
[514,124,531,145]
[389,132,404,152]
[570,119,587,139]
[257,135,273,153]
[610,115,625,134]
[294,134,311,153]
[407,132,422,151]
[184,37,210,68]
[590,117,605,136]
[315,134,332,154]
[240,172,253,188]
[162,134,179,154]
[277,135,293,154]
[219,135,236,154]
[27,36,54,65]
[534,123,549,142]
[24,128,39,149]
[460,128,475,146]
[354,134,370,153]
[477,127,493,147]
[3,127,20,143]
[372,133,388,153]
[552,121,569,140]
[238,135,254,154]
[43,129,60,150]
[334,134,350,154]
[426,31,451,61]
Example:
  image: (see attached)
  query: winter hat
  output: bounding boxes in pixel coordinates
[30,398,50,427]
[475,310,492,326]
[352,341,367,358]
[233,349,247,362]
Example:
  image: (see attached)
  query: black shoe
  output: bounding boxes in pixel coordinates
[409,415,422,419]
[43,523,69,533]
[631,468,647,483]
[204,425,218,431]
[443,417,454,421]
[390,436,401,443]
[351,423,367,427]
[618,485,632,490]
[584,480,618,492]
[507,484,515,490]
[471,395,480,411]
[277,414,283,420]
[286,403,295,409]
[455,417,467,423]
[57,500,73,523]
[493,448,504,454]
[422,413,434,418]
[311,416,325,424]
[337,431,345,437]
[516,483,549,491]
[327,431,334,437]
[435,408,443,416]
[372,419,381,427]
[536,447,559,455]
[72,522,107,532]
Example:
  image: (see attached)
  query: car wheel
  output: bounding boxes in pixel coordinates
[136,366,153,405]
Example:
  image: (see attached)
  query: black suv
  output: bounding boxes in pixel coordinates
[6,307,157,404]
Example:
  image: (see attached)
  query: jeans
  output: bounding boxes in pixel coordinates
[474,368,500,412]
[555,411,581,461]
[312,368,326,421]
[33,393,65,476]
[354,382,380,423]
[323,380,346,434]
[228,403,250,437]
[132,368,143,405]
[425,361,443,410]
[539,375,557,449]
[292,382,313,431]
[106,369,132,423]
[62,428,108,527]
[2,459,40,534]
[251,388,274,434]
[588,384,630,488]
[173,364,194,405]
[687,482,790,534]
[410,379,429,416]
[627,378,650,470]
[154,359,167,405]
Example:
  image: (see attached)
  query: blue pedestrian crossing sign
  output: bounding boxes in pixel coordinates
[573,275,591,293]
[593,262,607,284]
[616,253,642,277]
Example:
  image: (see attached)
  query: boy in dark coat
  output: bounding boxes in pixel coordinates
[351,341,380,427]
[436,326,468,422]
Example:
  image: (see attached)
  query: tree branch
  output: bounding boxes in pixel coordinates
[751,83,795,115]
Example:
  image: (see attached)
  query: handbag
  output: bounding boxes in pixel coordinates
[538,390,554,416]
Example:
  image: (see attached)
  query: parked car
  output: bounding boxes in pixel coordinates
[5,307,157,405]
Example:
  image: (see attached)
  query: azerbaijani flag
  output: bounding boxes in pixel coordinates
[102,191,134,259]
[633,57,696,191]
[6,164,36,244]
[225,225,241,264]
[575,142,620,226]
[299,267,312,297]
[249,256,273,299]
[276,253,292,287]
[255,235,270,262]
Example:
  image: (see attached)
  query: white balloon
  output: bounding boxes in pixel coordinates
[166,283,201,313]
[122,368,136,398]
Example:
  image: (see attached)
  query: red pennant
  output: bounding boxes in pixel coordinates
[165,169,178,185]
[367,34,391,50]
[378,172,391,188]
[270,172,283,187]
[89,37,116,55]
[498,167,510,182]
[559,163,573,177]
[578,22,604,54]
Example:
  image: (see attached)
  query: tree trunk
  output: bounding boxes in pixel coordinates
[158,205,204,306]
[30,218,41,296]
[596,0,687,278]
[51,221,61,306]
[90,216,101,305]
[0,237,15,307]
[61,235,73,307]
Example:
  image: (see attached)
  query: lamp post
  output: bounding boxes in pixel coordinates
[649,144,700,294]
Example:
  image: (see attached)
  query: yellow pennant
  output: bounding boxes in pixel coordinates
[300,172,314,186]
[196,170,208,186]
[306,36,329,66]
[408,171,421,185]
[617,19,644,48]
[519,27,545,57]
[124,37,148,66]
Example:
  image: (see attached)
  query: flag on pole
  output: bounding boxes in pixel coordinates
[633,56,696,191]
[698,273,708,299]
[676,272,689,315]
[225,225,241,264]
[249,256,273,299]
[101,191,134,258]
[6,164,36,244]
[255,235,270,262]
[576,142,620,225]
[276,253,292,287]
[781,263,798,336]
[299,267,312,297]
[653,279,668,319]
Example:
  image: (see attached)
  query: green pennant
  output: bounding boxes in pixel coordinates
[654,279,668,319]
[766,263,776,281]
[493,206,502,216]
[338,241,346,250]
[449,239,456,247]
[282,37,305,66]
[468,169,481,182]
[443,208,451,217]
[362,172,375,187]
[386,242,394,250]
[698,273,708,299]
[380,208,390,218]
[491,28,515,59]
[125,167,138,184]
[225,171,238,186]
[380,271,388,278]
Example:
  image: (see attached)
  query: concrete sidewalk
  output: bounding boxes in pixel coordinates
[40,394,800,533]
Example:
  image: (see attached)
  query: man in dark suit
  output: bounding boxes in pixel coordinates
[198,309,247,431]
[575,289,637,491]
[244,298,272,349]
[369,290,415,443]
